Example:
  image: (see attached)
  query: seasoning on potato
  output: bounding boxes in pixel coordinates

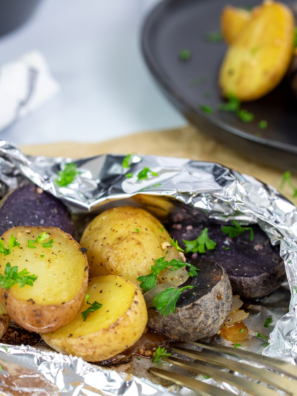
[0,226,88,333]
[42,275,148,362]
[80,206,181,287]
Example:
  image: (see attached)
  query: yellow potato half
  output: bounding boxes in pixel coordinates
[42,275,148,362]
[219,1,294,101]
[0,226,88,333]
[221,6,251,45]
[80,206,180,286]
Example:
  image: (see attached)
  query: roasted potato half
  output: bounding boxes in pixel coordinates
[0,302,10,339]
[80,206,180,287]
[219,1,294,101]
[0,226,88,333]
[42,275,148,362]
[221,6,251,45]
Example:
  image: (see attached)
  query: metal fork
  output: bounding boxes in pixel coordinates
[150,341,297,396]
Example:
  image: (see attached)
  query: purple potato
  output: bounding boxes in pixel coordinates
[169,222,285,299]
[0,184,74,236]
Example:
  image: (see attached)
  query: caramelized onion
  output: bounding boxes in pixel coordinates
[230,295,244,313]
[224,309,249,326]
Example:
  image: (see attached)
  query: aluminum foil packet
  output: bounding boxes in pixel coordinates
[0,140,296,395]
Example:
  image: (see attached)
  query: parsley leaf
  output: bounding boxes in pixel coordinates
[183,228,216,254]
[200,105,212,114]
[126,173,133,179]
[153,285,194,316]
[135,228,140,233]
[40,255,44,258]
[81,301,102,321]
[42,239,54,248]
[257,331,269,342]
[218,94,240,112]
[0,263,38,290]
[35,232,50,243]
[280,171,297,197]
[239,328,244,333]
[56,162,80,187]
[122,154,132,169]
[84,294,90,303]
[137,167,158,182]
[237,109,254,123]
[221,220,254,241]
[225,247,230,250]
[28,240,36,249]
[0,235,20,256]
[0,346,7,353]
[264,318,273,328]
[152,347,171,363]
[294,27,297,48]
[259,120,267,129]
[205,31,223,43]
[234,343,242,348]
[179,49,191,61]
[170,238,184,252]
[138,272,158,293]
[161,225,165,232]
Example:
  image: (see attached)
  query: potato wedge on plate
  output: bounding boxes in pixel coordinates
[221,6,251,45]
[0,226,88,333]
[219,1,294,101]
[42,275,148,362]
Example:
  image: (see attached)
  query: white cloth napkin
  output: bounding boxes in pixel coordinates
[0,51,60,131]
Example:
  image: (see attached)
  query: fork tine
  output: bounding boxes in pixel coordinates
[149,367,233,396]
[163,356,280,396]
[190,341,297,380]
[173,347,295,395]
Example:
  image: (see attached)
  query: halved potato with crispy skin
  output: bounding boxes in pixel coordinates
[0,302,10,339]
[42,275,148,362]
[0,226,88,333]
[219,1,294,101]
[221,6,251,45]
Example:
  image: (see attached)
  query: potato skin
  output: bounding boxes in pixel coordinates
[80,206,179,286]
[148,261,232,341]
[219,1,294,101]
[42,276,148,362]
[221,6,251,45]
[0,226,88,333]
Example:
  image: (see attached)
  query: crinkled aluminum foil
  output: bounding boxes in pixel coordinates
[0,140,296,395]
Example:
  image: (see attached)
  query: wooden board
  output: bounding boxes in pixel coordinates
[21,125,296,204]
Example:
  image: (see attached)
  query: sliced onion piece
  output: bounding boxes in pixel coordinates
[224,309,249,327]
[158,266,189,287]
[230,295,244,313]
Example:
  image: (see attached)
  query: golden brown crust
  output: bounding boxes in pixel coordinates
[0,314,10,339]
[0,226,89,334]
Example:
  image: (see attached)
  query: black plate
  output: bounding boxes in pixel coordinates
[141,0,297,171]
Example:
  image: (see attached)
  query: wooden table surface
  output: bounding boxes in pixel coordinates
[21,125,297,204]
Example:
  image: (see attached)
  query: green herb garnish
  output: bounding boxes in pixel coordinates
[259,120,267,129]
[179,49,191,61]
[239,328,244,333]
[126,173,133,179]
[264,318,273,328]
[153,183,162,188]
[237,109,254,123]
[35,232,50,243]
[200,105,212,114]
[137,357,141,361]
[170,238,184,252]
[0,235,20,256]
[135,228,140,233]
[56,162,80,187]
[42,239,54,248]
[234,343,242,348]
[161,225,165,232]
[28,240,36,249]
[152,285,194,317]
[152,347,171,363]
[203,375,211,379]
[137,254,199,293]
[137,167,158,182]
[81,301,102,321]
[218,94,240,112]
[40,255,44,258]
[225,247,230,250]
[0,263,38,290]
[84,294,90,303]
[122,154,132,169]
[280,171,297,197]
[0,346,7,353]
[257,331,269,342]
[294,27,297,48]
[205,31,223,43]
[222,220,254,241]
[183,228,216,254]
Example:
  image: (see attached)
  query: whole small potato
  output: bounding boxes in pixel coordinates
[80,206,180,286]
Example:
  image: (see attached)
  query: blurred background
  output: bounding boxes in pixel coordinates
[0,0,185,145]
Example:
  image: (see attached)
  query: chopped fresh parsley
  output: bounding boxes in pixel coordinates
[153,183,162,188]
[35,232,50,243]
[152,285,194,316]
[237,109,254,123]
[28,240,36,249]
[218,94,240,112]
[234,343,242,348]
[137,357,141,361]
[40,255,44,258]
[126,173,133,179]
[257,331,269,342]
[179,49,191,61]
[239,328,244,333]
[0,263,38,290]
[122,154,132,169]
[264,317,273,328]
[56,162,80,187]
[280,171,297,197]
[28,233,53,248]
[161,225,165,232]
[221,220,254,241]
[0,236,20,256]
[137,254,199,293]
[153,347,171,363]
[84,294,90,303]
[203,375,211,379]
[200,105,212,114]
[42,239,54,248]
[137,167,158,182]
[259,120,267,129]
[81,301,102,321]
[0,365,2,372]
[0,346,7,353]
[135,228,140,233]
[205,31,223,43]
[294,27,297,48]
[170,238,184,252]
[225,247,230,250]
[183,228,216,254]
